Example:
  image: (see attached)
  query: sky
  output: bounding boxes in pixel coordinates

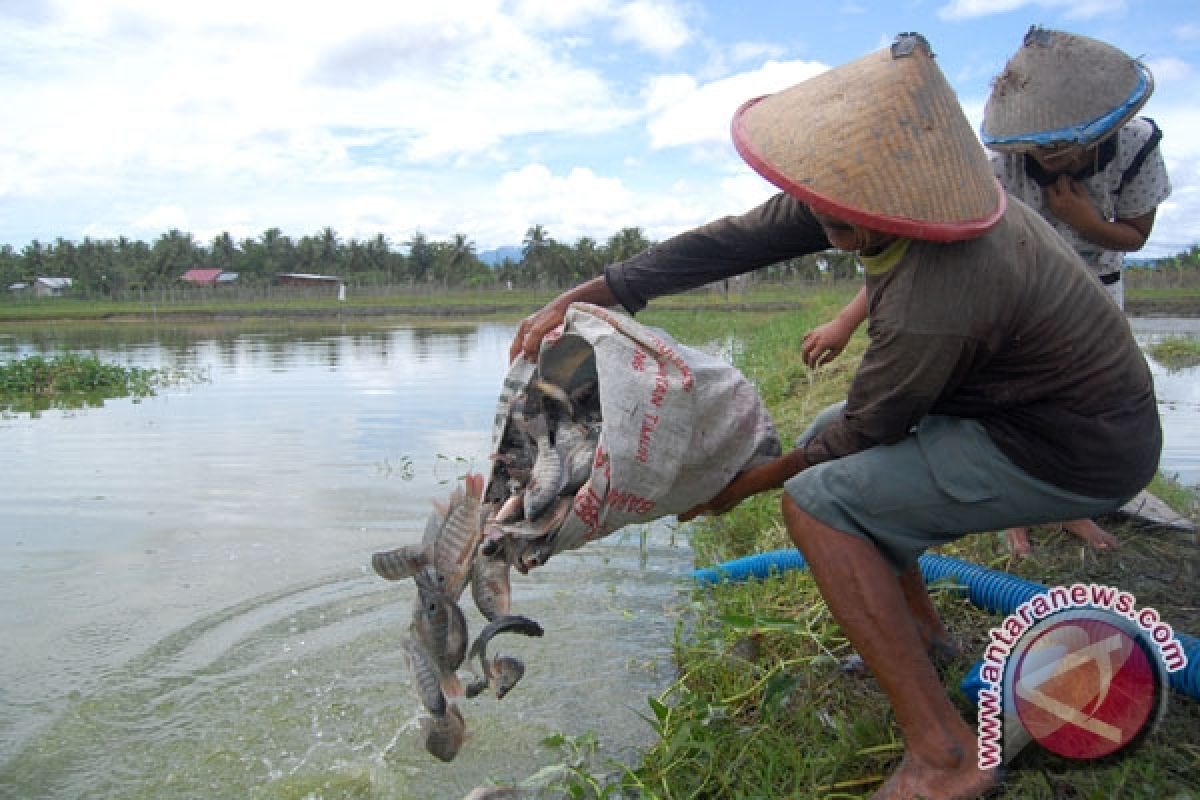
[1,0,1198,258]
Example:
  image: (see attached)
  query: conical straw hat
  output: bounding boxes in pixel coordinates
[732,33,1003,242]
[982,26,1153,152]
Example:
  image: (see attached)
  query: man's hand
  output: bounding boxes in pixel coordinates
[677,451,807,521]
[510,301,569,363]
[507,276,618,363]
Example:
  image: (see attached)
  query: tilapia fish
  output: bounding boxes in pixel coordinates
[469,551,512,621]
[420,704,466,762]
[401,636,447,716]
[411,566,469,697]
[423,472,486,600]
[522,414,564,520]
[465,614,544,699]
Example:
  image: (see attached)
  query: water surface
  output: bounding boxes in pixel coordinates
[0,320,691,799]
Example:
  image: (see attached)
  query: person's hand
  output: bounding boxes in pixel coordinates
[1043,175,1099,232]
[677,458,790,521]
[509,301,569,363]
[802,319,853,368]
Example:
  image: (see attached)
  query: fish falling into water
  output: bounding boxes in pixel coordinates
[370,355,603,762]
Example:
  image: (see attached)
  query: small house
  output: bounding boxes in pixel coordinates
[181,268,223,287]
[34,277,72,297]
[275,272,343,295]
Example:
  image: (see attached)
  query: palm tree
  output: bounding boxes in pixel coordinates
[522,224,552,286]
[605,227,651,265]
[407,231,435,283]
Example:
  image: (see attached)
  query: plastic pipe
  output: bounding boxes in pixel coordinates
[691,548,1198,699]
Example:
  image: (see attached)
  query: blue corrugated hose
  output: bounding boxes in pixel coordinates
[692,549,1198,700]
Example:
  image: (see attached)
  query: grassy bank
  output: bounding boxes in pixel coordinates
[2,279,1195,324]
[567,291,1200,798]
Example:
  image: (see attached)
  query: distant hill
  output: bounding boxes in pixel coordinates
[478,245,523,266]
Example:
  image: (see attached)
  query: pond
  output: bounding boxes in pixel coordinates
[1131,316,1200,487]
[0,320,692,800]
[0,315,1196,799]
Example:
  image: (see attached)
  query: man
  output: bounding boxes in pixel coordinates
[511,34,1160,800]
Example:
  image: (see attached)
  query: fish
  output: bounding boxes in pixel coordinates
[489,655,526,700]
[401,636,447,716]
[522,414,563,520]
[554,420,595,496]
[371,543,428,581]
[498,495,573,540]
[422,473,486,600]
[529,377,575,421]
[411,566,469,697]
[465,652,527,700]
[466,614,544,698]
[507,534,557,574]
[420,704,466,762]
[469,551,512,622]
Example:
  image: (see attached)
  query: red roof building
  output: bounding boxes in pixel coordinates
[181,268,224,286]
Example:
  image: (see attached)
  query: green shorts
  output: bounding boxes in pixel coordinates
[784,403,1131,572]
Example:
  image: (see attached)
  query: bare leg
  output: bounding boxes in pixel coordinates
[783,496,995,800]
[899,566,961,662]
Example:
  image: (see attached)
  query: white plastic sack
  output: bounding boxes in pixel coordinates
[487,302,782,558]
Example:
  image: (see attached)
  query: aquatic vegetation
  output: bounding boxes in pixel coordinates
[0,352,193,412]
[1147,335,1200,371]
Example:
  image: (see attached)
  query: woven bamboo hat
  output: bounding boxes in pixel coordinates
[982,26,1153,152]
[731,33,1003,242]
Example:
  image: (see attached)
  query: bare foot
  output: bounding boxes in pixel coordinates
[1005,527,1032,557]
[871,751,998,800]
[1061,518,1119,551]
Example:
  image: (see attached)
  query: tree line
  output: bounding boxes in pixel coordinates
[0,223,870,297]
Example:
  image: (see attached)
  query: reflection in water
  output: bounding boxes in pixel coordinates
[0,320,692,799]
[1130,317,1200,487]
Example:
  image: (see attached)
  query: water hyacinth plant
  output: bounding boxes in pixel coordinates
[0,352,180,412]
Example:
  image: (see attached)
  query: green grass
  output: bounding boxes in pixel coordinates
[550,292,1200,799]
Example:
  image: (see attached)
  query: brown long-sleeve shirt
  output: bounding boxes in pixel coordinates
[605,192,1161,499]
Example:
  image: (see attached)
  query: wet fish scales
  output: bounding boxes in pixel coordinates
[401,636,447,716]
[412,567,469,681]
[522,415,563,519]
[469,553,512,621]
[430,473,485,599]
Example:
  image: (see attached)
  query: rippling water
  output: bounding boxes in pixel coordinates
[1,315,1196,799]
[0,321,693,799]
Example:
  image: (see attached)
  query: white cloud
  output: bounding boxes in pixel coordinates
[133,205,189,235]
[1146,57,1194,83]
[644,59,829,149]
[512,0,612,30]
[938,0,1126,21]
[611,1,692,56]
